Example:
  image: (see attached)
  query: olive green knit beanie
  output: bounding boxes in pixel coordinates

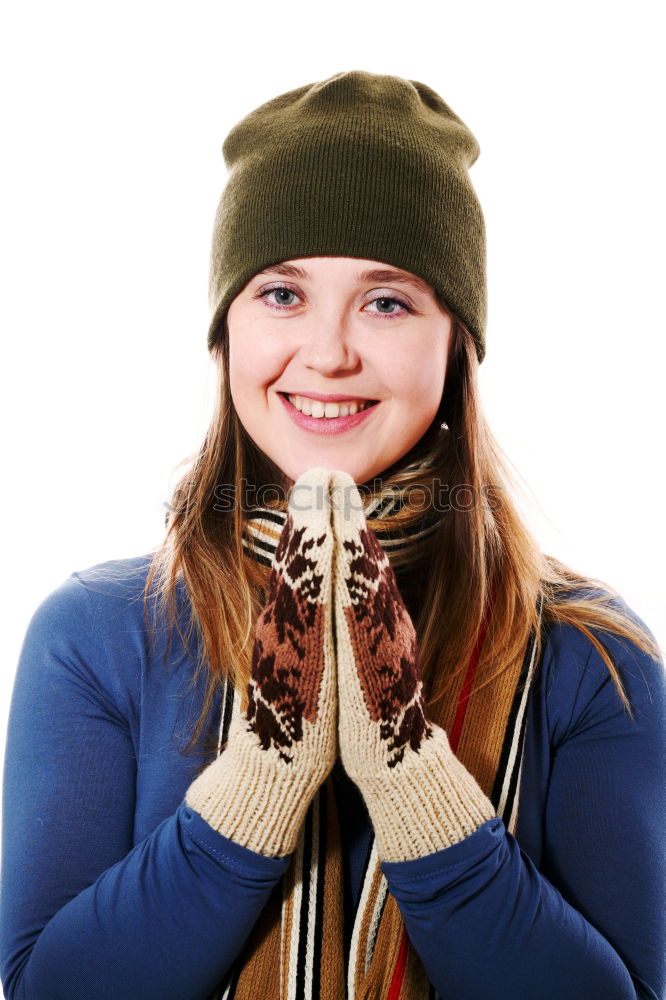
[207,69,487,364]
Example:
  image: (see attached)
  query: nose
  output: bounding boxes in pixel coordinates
[298,316,361,376]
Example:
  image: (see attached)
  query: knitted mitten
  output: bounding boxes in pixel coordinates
[330,470,496,863]
[185,466,337,858]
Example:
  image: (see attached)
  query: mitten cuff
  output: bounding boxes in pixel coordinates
[185,717,323,858]
[354,725,496,863]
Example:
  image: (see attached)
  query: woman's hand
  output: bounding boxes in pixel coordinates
[185,466,338,857]
[329,470,495,862]
[243,465,338,787]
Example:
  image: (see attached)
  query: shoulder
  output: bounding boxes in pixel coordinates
[25,552,158,639]
[538,586,665,747]
[17,552,183,721]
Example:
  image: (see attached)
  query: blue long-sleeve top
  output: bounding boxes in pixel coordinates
[1,554,665,1000]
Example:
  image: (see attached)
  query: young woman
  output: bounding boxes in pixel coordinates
[1,70,664,1000]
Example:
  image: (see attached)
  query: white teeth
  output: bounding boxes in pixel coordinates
[287,394,373,418]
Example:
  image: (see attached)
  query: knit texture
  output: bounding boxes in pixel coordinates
[185,466,337,857]
[186,467,544,998]
[331,470,495,862]
[204,504,544,999]
[206,69,487,363]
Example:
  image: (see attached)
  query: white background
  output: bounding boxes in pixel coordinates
[0,2,664,985]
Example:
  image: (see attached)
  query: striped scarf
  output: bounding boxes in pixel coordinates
[207,470,544,1000]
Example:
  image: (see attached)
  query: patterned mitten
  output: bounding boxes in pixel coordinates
[185,466,337,858]
[330,470,495,863]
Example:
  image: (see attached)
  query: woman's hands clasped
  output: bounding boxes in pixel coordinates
[187,465,493,861]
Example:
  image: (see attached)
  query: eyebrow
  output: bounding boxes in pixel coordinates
[254,262,431,295]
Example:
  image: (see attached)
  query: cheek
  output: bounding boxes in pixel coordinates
[229,331,283,393]
[387,359,445,409]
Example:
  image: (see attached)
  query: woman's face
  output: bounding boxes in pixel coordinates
[226,256,452,486]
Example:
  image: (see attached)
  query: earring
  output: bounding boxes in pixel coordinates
[440,421,449,431]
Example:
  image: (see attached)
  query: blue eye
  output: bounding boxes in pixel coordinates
[364,296,412,317]
[256,284,413,318]
[259,287,300,308]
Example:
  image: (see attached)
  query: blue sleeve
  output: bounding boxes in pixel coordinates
[380,624,666,1000]
[0,576,292,1000]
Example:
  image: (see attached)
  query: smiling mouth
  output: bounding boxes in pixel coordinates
[278,392,380,418]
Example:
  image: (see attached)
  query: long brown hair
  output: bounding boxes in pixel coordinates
[143,295,662,758]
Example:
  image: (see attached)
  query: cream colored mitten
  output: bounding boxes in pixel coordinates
[185,466,337,858]
[330,470,495,863]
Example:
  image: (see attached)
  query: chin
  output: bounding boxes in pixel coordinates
[276,456,362,486]
[325,461,396,488]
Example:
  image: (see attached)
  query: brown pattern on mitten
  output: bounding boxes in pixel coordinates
[341,527,432,767]
[247,514,329,762]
